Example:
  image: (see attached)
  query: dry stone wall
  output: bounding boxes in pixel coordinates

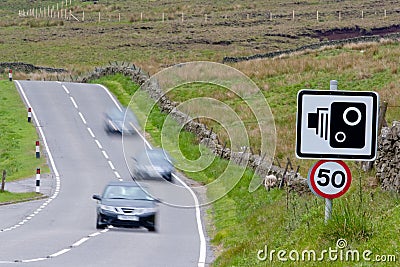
[0,62,66,73]
[223,33,400,63]
[375,121,400,193]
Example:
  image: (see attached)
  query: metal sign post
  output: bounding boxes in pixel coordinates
[326,80,337,223]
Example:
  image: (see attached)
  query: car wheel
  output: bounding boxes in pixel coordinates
[147,226,156,232]
[96,215,106,229]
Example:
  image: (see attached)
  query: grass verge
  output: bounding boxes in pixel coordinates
[91,74,400,266]
[0,190,44,205]
[0,79,48,203]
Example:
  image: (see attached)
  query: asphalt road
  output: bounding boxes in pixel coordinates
[0,81,208,266]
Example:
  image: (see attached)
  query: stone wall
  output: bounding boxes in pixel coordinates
[375,121,400,193]
[223,33,400,63]
[0,62,66,73]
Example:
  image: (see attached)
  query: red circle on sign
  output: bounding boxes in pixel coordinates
[309,160,352,199]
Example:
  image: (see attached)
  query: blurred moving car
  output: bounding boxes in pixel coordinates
[104,107,138,135]
[132,148,175,182]
[92,181,158,232]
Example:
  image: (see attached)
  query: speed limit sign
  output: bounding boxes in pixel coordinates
[308,160,352,199]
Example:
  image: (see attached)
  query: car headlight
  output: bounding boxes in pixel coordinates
[100,204,119,213]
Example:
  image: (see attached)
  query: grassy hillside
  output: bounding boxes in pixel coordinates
[1,0,400,74]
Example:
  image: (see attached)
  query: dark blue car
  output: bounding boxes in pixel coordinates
[92,181,158,232]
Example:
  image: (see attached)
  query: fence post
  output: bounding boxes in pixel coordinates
[1,170,6,192]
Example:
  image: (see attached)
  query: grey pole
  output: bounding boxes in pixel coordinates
[325,80,337,223]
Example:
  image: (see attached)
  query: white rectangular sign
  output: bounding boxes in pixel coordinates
[296,90,379,160]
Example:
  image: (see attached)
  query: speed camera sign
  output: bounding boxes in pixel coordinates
[307,160,352,199]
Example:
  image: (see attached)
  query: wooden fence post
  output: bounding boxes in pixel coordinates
[1,170,6,192]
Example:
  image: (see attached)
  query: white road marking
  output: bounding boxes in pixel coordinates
[22,258,47,263]
[102,150,109,159]
[108,161,115,170]
[71,237,90,248]
[95,139,103,149]
[62,85,70,94]
[87,127,95,138]
[62,84,122,183]
[79,112,87,124]
[97,84,122,112]
[70,96,78,109]
[48,248,71,258]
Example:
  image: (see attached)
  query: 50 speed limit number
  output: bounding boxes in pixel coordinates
[308,160,352,199]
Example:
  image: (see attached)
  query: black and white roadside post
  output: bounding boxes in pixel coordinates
[27,107,32,123]
[8,69,12,82]
[35,140,40,158]
[296,80,379,224]
[35,168,41,193]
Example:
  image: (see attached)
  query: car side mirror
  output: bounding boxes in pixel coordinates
[92,194,101,201]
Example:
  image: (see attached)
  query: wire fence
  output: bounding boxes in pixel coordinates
[17,1,400,25]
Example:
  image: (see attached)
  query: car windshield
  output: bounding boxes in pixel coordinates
[103,185,151,200]
[138,149,173,166]
[108,107,137,123]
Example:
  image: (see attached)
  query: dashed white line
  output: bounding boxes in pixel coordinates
[22,258,47,263]
[79,112,87,124]
[108,161,115,170]
[49,248,71,258]
[62,85,70,94]
[102,150,109,159]
[71,237,90,248]
[70,96,78,109]
[114,171,121,179]
[95,140,103,149]
[87,128,95,138]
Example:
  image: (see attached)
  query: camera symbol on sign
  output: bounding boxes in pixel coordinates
[307,102,366,149]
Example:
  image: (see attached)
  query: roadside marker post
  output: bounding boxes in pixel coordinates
[36,168,41,193]
[28,107,32,122]
[35,141,40,158]
[8,69,12,81]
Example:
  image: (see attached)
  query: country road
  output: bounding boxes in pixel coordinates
[0,81,208,267]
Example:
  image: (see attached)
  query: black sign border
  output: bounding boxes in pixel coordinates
[296,89,379,160]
